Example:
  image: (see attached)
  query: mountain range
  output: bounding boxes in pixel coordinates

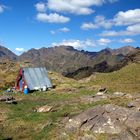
[0,45,17,61]
[64,49,140,79]
[0,45,139,79]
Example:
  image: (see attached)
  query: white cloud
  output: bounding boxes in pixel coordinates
[101,30,132,36]
[47,0,95,15]
[81,22,98,30]
[0,5,7,13]
[52,38,112,49]
[114,9,140,26]
[84,39,96,47]
[0,6,4,13]
[127,23,140,33]
[97,38,111,46]
[81,15,113,30]
[79,9,140,37]
[120,38,135,43]
[35,0,118,24]
[35,2,47,12]
[35,0,118,16]
[15,48,25,52]
[50,27,70,34]
[59,27,70,32]
[70,0,105,7]
[81,8,140,34]
[52,39,96,50]
[36,13,70,23]
[94,15,113,29]
[100,30,119,36]
[101,23,140,36]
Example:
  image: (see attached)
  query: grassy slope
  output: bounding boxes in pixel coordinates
[0,63,140,139]
[85,63,140,93]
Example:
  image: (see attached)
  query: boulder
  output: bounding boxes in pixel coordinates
[37,105,53,113]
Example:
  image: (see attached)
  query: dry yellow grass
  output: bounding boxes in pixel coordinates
[0,60,20,89]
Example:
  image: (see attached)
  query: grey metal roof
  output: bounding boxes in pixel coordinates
[23,67,52,90]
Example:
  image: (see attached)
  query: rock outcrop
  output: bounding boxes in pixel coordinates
[65,104,140,140]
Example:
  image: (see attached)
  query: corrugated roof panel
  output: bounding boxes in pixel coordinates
[23,68,52,90]
[34,68,45,88]
[23,68,33,90]
[40,68,52,88]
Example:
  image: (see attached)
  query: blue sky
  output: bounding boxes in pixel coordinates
[0,0,140,54]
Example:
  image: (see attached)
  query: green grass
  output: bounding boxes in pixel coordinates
[87,63,140,93]
[0,89,132,140]
[0,63,139,139]
[0,89,110,140]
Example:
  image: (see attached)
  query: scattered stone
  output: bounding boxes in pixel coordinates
[5,100,17,104]
[112,92,125,97]
[127,102,135,108]
[37,105,53,113]
[127,99,140,110]
[99,87,107,92]
[96,87,107,95]
[96,92,104,96]
[0,95,15,102]
[0,95,17,104]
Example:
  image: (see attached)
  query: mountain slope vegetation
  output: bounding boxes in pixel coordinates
[0,45,137,75]
[19,46,136,74]
[64,48,140,79]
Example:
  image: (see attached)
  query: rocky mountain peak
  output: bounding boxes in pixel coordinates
[0,45,17,60]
